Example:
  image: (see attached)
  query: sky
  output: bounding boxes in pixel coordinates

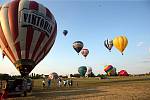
[0,0,150,76]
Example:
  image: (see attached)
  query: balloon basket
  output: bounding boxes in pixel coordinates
[15,59,35,77]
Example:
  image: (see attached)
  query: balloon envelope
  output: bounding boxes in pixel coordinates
[78,66,87,77]
[108,67,116,76]
[87,67,92,74]
[81,48,89,58]
[104,39,113,52]
[63,30,68,36]
[73,41,84,54]
[48,72,59,80]
[113,36,128,55]
[104,65,113,73]
[119,70,129,76]
[0,0,57,76]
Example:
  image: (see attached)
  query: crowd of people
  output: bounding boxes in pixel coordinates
[42,78,73,89]
[59,78,73,87]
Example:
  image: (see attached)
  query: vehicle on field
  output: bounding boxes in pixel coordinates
[0,78,32,99]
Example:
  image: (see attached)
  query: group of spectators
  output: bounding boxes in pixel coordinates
[42,78,73,88]
[57,78,73,87]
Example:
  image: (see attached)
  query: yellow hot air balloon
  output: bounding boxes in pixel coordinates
[113,36,128,55]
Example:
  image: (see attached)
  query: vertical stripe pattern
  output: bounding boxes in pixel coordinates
[0,0,57,74]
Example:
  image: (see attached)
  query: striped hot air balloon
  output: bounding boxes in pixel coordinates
[0,0,57,77]
[104,65,113,74]
[107,67,117,76]
[104,39,113,52]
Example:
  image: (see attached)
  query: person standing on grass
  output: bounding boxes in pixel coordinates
[47,79,51,89]
[58,78,62,87]
[69,79,73,87]
[63,79,66,87]
[66,80,69,87]
[42,80,45,88]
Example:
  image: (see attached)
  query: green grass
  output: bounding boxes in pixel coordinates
[7,75,150,100]
[32,75,150,91]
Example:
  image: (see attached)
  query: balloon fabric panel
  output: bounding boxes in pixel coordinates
[104,65,113,73]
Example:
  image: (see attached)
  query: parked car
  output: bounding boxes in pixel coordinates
[0,77,33,99]
[7,78,28,96]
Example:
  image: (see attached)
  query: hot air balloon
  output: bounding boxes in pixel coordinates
[63,30,68,36]
[104,65,113,75]
[0,0,57,77]
[73,41,84,54]
[104,39,113,52]
[108,67,116,76]
[87,67,92,74]
[86,67,93,77]
[113,36,128,55]
[0,6,1,50]
[48,72,59,80]
[81,48,89,59]
[78,66,87,77]
[118,70,129,76]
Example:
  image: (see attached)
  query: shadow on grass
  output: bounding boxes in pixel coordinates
[32,87,108,99]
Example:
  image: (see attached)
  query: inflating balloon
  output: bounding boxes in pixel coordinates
[73,41,84,54]
[0,0,57,77]
[63,30,68,36]
[104,65,113,74]
[78,66,87,77]
[86,67,92,77]
[104,39,113,52]
[81,48,89,59]
[108,67,116,76]
[48,72,59,80]
[118,70,129,76]
[87,67,92,75]
[113,36,128,55]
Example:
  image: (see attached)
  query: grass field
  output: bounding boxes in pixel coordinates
[7,75,150,100]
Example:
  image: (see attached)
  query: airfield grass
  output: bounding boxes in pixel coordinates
[32,75,150,90]
[8,75,150,100]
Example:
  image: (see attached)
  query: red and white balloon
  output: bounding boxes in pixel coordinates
[0,0,57,76]
[81,48,89,59]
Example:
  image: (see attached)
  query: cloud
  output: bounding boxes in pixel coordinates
[142,61,150,63]
[141,57,150,63]
[148,48,150,53]
[137,42,143,47]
